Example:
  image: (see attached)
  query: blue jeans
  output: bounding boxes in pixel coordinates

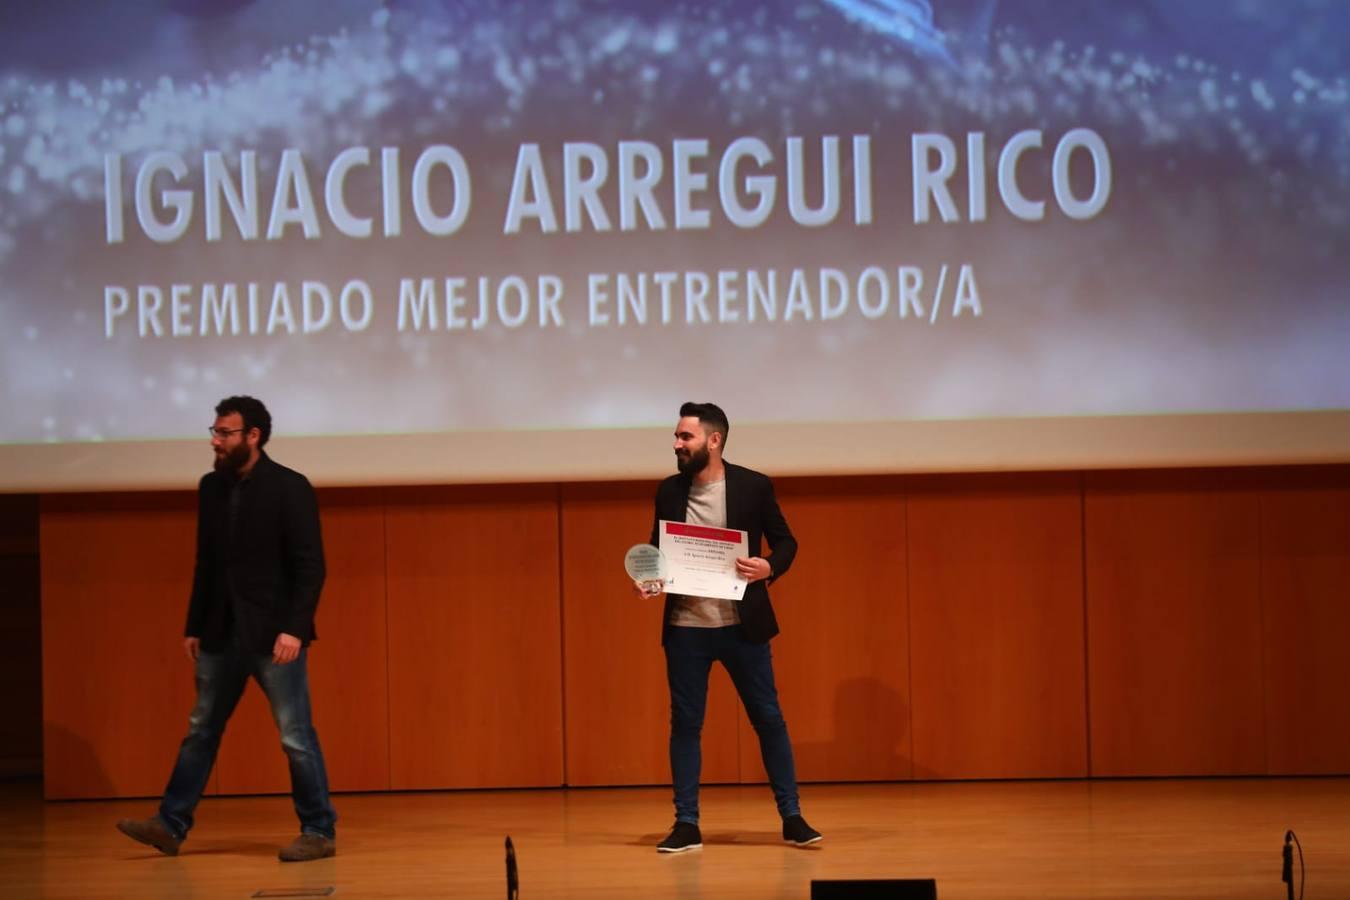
[665,625,801,825]
[157,639,336,839]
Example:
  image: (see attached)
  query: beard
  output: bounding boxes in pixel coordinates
[213,442,251,473]
[675,445,710,476]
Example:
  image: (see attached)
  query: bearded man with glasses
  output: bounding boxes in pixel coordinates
[116,395,337,862]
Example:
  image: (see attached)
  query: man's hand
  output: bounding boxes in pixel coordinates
[735,556,772,583]
[183,637,201,661]
[632,578,665,599]
[272,632,302,665]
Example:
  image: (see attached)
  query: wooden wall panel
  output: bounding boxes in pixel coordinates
[1085,473,1265,777]
[385,485,564,789]
[559,482,741,788]
[752,477,912,784]
[37,465,1350,799]
[1260,475,1350,774]
[40,493,205,800]
[908,474,1087,779]
[215,490,391,794]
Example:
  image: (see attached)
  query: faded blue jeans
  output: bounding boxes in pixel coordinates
[664,625,801,825]
[157,637,336,839]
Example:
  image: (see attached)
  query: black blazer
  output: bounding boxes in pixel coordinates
[185,452,326,654]
[649,461,797,644]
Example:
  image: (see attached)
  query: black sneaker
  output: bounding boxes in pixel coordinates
[782,814,822,846]
[657,821,703,853]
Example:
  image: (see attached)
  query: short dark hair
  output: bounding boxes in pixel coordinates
[679,401,729,449]
[215,395,272,448]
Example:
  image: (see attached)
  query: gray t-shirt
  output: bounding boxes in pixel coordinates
[668,478,741,628]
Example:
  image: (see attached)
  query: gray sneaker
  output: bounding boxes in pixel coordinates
[657,821,703,853]
[279,833,336,862]
[115,817,183,856]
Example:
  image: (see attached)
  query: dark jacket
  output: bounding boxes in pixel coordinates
[649,460,797,644]
[185,452,326,654]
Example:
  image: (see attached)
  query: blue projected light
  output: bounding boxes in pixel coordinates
[820,0,954,62]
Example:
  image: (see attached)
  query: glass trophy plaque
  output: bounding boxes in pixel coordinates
[624,544,668,597]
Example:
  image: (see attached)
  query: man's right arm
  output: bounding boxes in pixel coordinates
[637,482,667,598]
[648,501,661,548]
[183,475,212,657]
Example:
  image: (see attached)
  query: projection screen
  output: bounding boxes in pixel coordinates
[2,0,1348,490]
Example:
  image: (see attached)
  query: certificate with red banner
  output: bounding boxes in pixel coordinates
[657,519,749,601]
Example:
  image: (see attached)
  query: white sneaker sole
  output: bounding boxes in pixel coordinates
[657,842,703,853]
[786,835,823,847]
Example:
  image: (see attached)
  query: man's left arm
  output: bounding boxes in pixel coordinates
[277,474,326,659]
[758,477,796,583]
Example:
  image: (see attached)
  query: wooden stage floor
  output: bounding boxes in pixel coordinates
[2,778,1346,898]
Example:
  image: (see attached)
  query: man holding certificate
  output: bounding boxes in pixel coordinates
[641,402,822,853]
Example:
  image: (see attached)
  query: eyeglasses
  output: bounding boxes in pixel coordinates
[208,427,245,439]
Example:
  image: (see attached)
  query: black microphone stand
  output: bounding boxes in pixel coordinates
[1281,830,1294,900]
